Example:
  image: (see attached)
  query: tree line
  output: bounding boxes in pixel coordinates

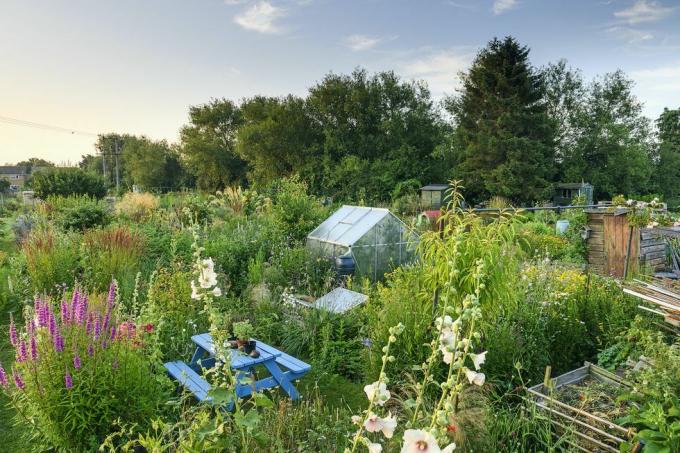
[66,36,680,206]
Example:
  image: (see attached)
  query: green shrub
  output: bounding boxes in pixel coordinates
[29,168,107,199]
[268,176,328,243]
[57,200,110,231]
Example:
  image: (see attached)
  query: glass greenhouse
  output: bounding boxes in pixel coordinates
[306,205,414,280]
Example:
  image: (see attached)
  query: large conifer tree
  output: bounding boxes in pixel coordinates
[448,37,555,204]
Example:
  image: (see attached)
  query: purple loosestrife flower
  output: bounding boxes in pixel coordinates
[60,300,70,325]
[86,313,94,335]
[76,294,88,325]
[87,344,94,357]
[16,340,27,363]
[30,336,38,361]
[103,310,111,332]
[9,314,17,347]
[70,289,80,320]
[54,330,64,353]
[64,371,73,389]
[107,281,117,309]
[12,369,24,390]
[110,325,117,341]
[48,312,57,338]
[0,362,8,389]
[94,316,102,340]
[73,353,81,370]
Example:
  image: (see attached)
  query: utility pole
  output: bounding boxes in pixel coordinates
[101,144,107,180]
[114,140,120,192]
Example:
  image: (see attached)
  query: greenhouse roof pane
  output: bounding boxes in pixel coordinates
[307,205,392,247]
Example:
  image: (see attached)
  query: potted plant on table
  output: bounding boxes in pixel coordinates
[232,321,257,355]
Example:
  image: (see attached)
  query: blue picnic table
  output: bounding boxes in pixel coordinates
[164,333,311,404]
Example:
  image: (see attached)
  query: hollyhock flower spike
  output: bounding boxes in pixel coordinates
[363,412,384,433]
[190,281,200,300]
[9,313,17,347]
[198,258,218,288]
[212,286,222,297]
[0,362,8,389]
[380,412,397,439]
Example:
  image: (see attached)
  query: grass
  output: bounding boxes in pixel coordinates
[0,215,31,450]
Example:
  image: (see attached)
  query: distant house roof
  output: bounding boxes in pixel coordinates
[555,182,592,189]
[421,184,449,191]
[308,205,404,247]
[0,166,28,175]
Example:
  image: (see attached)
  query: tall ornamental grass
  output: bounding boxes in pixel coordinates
[0,283,168,451]
[22,227,80,294]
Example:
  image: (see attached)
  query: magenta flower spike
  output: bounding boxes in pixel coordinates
[9,314,17,347]
[64,371,73,389]
[107,281,117,309]
[77,294,89,325]
[87,344,94,357]
[110,325,117,341]
[94,316,102,340]
[29,336,38,361]
[16,340,27,363]
[73,353,81,370]
[48,312,57,338]
[54,330,64,353]
[86,313,94,335]
[103,310,111,332]
[0,362,8,389]
[12,369,25,390]
[60,300,70,325]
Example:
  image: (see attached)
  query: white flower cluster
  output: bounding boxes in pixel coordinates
[191,258,222,300]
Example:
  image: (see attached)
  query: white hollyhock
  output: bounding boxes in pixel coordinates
[368,443,383,453]
[363,412,384,433]
[380,412,397,438]
[465,368,486,386]
[198,259,218,288]
[400,429,440,453]
[364,381,391,405]
[190,281,200,300]
[212,286,222,297]
[470,351,487,370]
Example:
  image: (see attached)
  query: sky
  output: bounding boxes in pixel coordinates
[1,0,680,165]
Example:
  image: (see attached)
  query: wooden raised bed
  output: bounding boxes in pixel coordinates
[528,362,636,452]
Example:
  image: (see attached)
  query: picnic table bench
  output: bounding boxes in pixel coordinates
[164,333,311,404]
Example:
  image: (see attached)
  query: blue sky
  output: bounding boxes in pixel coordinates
[1,0,679,164]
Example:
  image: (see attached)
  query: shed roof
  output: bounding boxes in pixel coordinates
[555,182,592,189]
[307,205,400,247]
[420,184,449,191]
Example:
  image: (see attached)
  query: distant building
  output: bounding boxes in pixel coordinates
[420,184,450,210]
[553,182,594,206]
[0,166,29,191]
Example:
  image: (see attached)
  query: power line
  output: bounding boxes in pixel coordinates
[0,115,99,137]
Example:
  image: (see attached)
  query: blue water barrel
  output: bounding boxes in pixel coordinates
[335,255,355,278]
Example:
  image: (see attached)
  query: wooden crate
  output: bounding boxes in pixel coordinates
[528,362,636,452]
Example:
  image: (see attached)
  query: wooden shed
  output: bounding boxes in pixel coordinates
[585,209,666,277]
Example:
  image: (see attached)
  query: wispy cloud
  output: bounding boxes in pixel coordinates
[613,0,674,24]
[224,0,249,5]
[234,1,286,34]
[343,34,396,52]
[630,63,680,118]
[492,0,518,15]
[400,48,474,98]
[606,26,654,43]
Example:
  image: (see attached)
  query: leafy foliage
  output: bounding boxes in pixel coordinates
[29,168,107,199]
